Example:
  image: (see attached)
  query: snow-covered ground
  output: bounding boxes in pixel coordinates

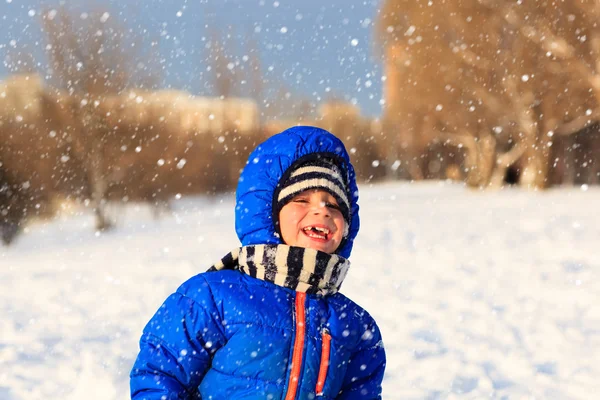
[1,182,598,399]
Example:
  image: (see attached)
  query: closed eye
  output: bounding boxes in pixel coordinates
[326,202,341,210]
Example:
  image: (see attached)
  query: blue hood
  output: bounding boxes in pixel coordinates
[235,125,360,259]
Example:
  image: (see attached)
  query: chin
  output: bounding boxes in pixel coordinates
[304,243,334,254]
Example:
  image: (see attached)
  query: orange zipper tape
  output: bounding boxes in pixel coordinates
[315,328,331,395]
[284,292,306,400]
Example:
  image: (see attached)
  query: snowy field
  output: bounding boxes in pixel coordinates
[1,181,599,400]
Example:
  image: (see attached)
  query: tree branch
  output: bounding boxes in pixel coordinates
[555,109,600,136]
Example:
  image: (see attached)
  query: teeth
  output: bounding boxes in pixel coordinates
[303,226,329,238]
[304,226,329,234]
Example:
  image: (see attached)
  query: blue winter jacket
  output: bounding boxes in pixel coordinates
[130,126,386,399]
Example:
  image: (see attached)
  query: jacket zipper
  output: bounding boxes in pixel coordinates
[315,328,331,396]
[284,291,306,400]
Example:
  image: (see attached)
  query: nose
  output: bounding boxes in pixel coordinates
[311,201,331,217]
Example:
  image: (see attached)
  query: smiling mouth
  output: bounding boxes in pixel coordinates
[302,226,331,241]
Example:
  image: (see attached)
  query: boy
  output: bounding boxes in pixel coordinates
[130,126,386,399]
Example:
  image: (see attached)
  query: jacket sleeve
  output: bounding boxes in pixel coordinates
[336,323,386,400]
[130,276,227,400]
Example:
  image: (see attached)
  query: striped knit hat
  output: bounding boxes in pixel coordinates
[274,156,351,235]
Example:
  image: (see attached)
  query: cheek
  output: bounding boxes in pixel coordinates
[335,215,346,232]
[279,208,301,232]
[284,207,304,222]
[335,227,344,241]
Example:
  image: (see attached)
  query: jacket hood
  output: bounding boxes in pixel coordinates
[235,125,360,259]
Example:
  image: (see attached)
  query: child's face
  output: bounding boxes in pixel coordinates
[278,189,345,254]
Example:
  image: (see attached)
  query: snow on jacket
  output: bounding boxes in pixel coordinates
[130,126,386,399]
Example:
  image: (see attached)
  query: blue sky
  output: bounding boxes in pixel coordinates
[0,0,384,116]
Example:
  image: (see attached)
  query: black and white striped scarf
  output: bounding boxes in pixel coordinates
[207,244,350,296]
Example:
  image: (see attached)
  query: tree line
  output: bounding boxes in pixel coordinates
[377,0,600,188]
[3,3,600,245]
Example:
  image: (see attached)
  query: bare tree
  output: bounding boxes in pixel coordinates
[377,0,600,189]
[207,28,239,99]
[40,6,159,229]
[246,31,264,109]
[3,45,39,74]
[0,164,23,245]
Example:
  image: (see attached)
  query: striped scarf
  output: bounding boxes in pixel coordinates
[207,244,350,296]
